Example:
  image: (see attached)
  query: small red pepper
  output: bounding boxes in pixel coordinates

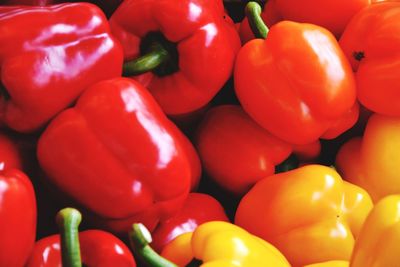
[234,2,358,145]
[27,208,136,267]
[0,3,123,133]
[151,193,228,253]
[37,78,194,234]
[0,169,37,267]
[195,105,292,195]
[109,0,241,116]
[0,132,22,172]
[340,2,400,116]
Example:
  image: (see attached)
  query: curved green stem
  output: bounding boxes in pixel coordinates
[129,223,178,267]
[123,42,169,76]
[56,208,83,267]
[245,1,269,39]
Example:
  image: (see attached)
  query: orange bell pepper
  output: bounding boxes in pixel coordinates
[350,195,400,266]
[336,113,400,202]
[235,164,373,266]
[340,2,400,116]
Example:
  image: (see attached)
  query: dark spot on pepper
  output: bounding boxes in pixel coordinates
[353,51,365,61]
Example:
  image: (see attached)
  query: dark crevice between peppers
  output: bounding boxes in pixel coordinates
[0,82,10,101]
[123,32,179,77]
[275,154,299,174]
[56,208,83,267]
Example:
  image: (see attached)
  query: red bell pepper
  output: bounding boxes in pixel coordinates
[27,208,136,267]
[1,0,53,5]
[0,169,36,267]
[0,3,123,133]
[109,0,241,116]
[263,0,370,38]
[195,105,292,195]
[37,77,194,234]
[0,132,22,171]
[234,2,358,145]
[340,2,400,116]
[151,193,228,253]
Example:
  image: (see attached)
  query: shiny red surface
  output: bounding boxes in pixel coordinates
[27,230,136,267]
[0,3,123,132]
[110,0,241,116]
[0,169,36,267]
[151,193,228,252]
[234,22,358,145]
[37,78,193,233]
[195,105,292,195]
[0,132,22,172]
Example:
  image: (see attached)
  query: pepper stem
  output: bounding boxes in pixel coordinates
[123,42,169,76]
[56,208,83,267]
[245,1,269,39]
[130,223,178,267]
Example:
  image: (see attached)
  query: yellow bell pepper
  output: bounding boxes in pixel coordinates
[336,114,400,202]
[235,164,373,266]
[130,221,291,267]
[350,194,400,267]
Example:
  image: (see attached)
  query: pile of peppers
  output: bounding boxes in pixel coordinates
[1,0,400,266]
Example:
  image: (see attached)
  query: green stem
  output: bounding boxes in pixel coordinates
[245,1,269,39]
[130,223,178,267]
[123,42,169,76]
[56,208,83,267]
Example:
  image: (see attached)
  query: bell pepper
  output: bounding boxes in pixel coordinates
[27,208,136,267]
[264,0,370,38]
[0,169,37,267]
[234,2,358,145]
[0,132,22,171]
[37,77,195,234]
[235,164,373,266]
[130,221,291,267]
[350,194,400,267]
[339,2,400,116]
[1,0,53,5]
[151,193,228,253]
[195,105,292,195]
[336,113,400,202]
[305,261,349,267]
[109,0,241,117]
[0,3,123,133]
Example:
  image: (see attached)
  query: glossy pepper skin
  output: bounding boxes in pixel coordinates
[27,230,136,267]
[195,105,292,195]
[0,132,22,171]
[0,3,123,133]
[350,195,400,267]
[1,0,53,5]
[234,19,358,145]
[37,77,194,233]
[110,0,241,116]
[340,2,400,116]
[0,169,37,267]
[161,221,291,267]
[235,165,373,266]
[151,193,228,253]
[264,0,370,38]
[336,114,400,202]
